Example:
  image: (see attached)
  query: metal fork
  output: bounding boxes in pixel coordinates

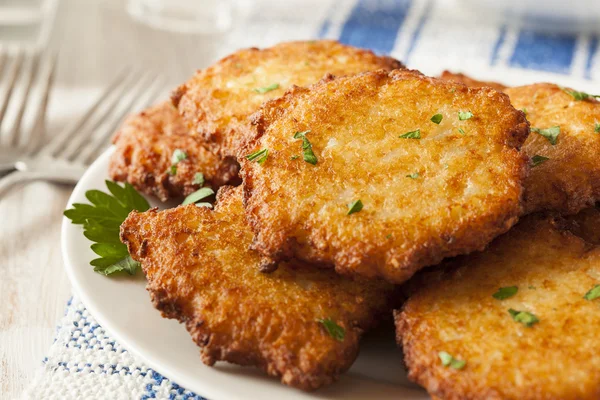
[0,65,165,198]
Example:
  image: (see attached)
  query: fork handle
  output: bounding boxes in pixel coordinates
[0,167,85,200]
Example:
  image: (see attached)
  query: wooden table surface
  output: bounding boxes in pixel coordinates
[0,1,228,397]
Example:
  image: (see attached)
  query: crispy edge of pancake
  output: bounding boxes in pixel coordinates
[240,68,529,284]
[395,212,600,400]
[439,71,508,92]
[109,101,240,201]
[171,40,404,159]
[120,186,397,391]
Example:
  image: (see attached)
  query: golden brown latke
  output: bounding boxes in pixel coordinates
[120,186,396,391]
[396,213,600,400]
[109,101,239,201]
[505,84,600,215]
[440,72,600,216]
[172,40,403,159]
[240,69,529,284]
[558,205,600,245]
[440,71,508,92]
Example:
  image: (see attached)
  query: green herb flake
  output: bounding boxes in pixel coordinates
[182,187,215,206]
[291,155,300,160]
[193,172,205,186]
[492,286,518,300]
[171,148,188,164]
[531,155,549,167]
[431,114,443,124]
[167,165,177,175]
[584,284,600,301]
[595,123,600,134]
[399,129,421,139]
[386,234,392,239]
[528,286,536,290]
[522,108,528,116]
[253,83,280,94]
[406,172,420,179]
[347,199,363,215]
[63,181,151,276]
[438,351,466,370]
[531,126,560,145]
[246,148,269,165]
[508,309,539,327]
[458,128,465,135]
[318,318,345,341]
[458,111,473,121]
[560,86,600,101]
[293,130,318,165]
[195,202,213,209]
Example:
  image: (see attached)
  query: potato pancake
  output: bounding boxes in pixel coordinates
[396,212,600,400]
[240,69,529,284]
[120,186,396,391]
[172,40,403,159]
[440,71,508,92]
[110,101,239,201]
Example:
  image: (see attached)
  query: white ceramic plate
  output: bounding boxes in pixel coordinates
[62,69,600,400]
[62,148,426,400]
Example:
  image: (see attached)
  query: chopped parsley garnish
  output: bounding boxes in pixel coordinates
[386,234,392,239]
[406,172,420,179]
[167,148,188,175]
[531,126,560,145]
[182,187,214,206]
[457,128,465,135]
[253,83,279,94]
[595,123,600,133]
[584,284,600,301]
[193,172,205,186]
[318,318,345,341]
[438,351,466,370]
[522,108,528,116]
[246,148,269,164]
[399,129,421,139]
[430,114,443,124]
[560,86,600,101]
[458,111,473,121]
[493,286,518,300]
[531,155,549,167]
[508,309,539,327]
[293,130,318,165]
[64,181,150,276]
[291,155,300,160]
[347,199,363,215]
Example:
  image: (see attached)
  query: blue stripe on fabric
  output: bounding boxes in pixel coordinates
[509,29,577,74]
[585,36,598,79]
[339,0,413,54]
[404,0,432,63]
[490,25,506,65]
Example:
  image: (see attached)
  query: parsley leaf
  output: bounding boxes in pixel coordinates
[458,111,473,121]
[399,129,421,139]
[406,172,419,179]
[438,351,466,370]
[64,181,150,276]
[531,126,560,145]
[431,114,443,124]
[253,83,279,94]
[167,149,188,175]
[493,286,518,300]
[291,155,300,160]
[458,128,465,135]
[182,187,214,206]
[560,86,600,101]
[508,309,539,327]
[531,155,549,167]
[347,199,363,215]
[193,172,205,186]
[318,318,345,341]
[522,108,528,116]
[246,148,269,164]
[595,123,600,134]
[293,130,318,165]
[584,284,600,301]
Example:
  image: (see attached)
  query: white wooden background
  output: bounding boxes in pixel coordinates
[0,0,240,397]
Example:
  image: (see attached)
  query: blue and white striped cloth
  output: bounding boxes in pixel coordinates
[26,1,599,398]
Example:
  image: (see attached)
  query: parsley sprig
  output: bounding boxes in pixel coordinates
[294,130,318,165]
[532,126,560,145]
[167,149,187,175]
[531,155,549,167]
[508,309,539,327]
[64,181,150,276]
[492,286,518,300]
[438,351,466,369]
[560,86,600,101]
[318,318,345,341]
[253,83,279,94]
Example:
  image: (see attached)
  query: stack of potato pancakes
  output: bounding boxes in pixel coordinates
[115,40,600,399]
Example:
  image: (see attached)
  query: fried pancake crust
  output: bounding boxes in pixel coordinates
[172,40,403,159]
[396,213,600,400]
[109,101,239,201]
[440,71,507,92]
[439,72,600,216]
[240,69,529,284]
[505,84,600,214]
[120,186,395,391]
